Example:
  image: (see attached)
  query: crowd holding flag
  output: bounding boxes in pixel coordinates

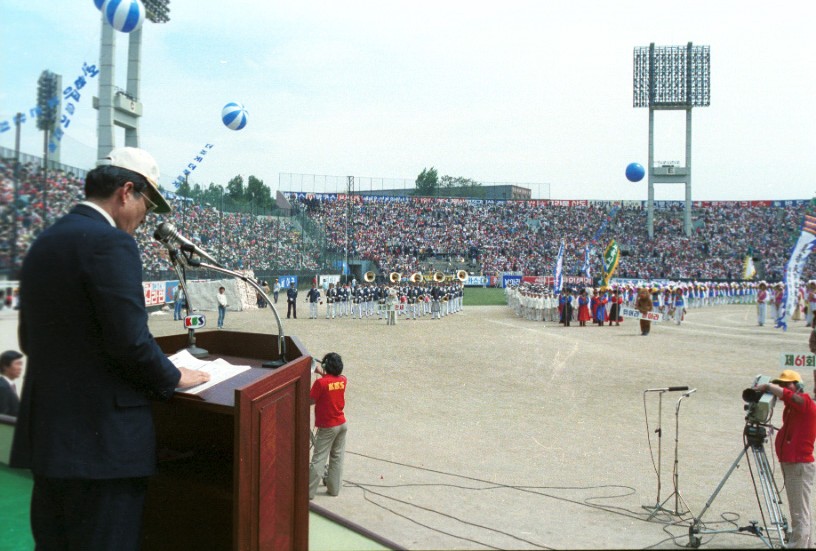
[601,239,620,289]
[776,213,816,330]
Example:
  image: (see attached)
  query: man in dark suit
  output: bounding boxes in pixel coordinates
[287,282,298,319]
[10,147,210,551]
[0,350,23,416]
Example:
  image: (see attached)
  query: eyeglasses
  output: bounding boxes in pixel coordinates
[135,189,157,213]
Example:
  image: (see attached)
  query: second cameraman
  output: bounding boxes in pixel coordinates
[757,370,816,548]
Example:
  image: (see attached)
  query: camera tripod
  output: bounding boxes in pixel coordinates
[688,424,788,549]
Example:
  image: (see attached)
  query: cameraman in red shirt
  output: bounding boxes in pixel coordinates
[757,369,816,547]
[309,352,348,499]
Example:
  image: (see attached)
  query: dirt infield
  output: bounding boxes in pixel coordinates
[147,302,811,550]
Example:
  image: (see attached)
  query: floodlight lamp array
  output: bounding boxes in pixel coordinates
[143,0,170,23]
[633,43,710,108]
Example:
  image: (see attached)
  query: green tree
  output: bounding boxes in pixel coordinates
[203,183,224,206]
[414,167,438,197]
[176,178,192,198]
[246,175,272,210]
[226,175,245,202]
[438,175,485,198]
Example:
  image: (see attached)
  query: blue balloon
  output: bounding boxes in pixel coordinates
[625,162,645,182]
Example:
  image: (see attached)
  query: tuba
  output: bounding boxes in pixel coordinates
[410,272,422,283]
[433,271,445,283]
[364,271,376,283]
[390,272,402,284]
[457,269,468,282]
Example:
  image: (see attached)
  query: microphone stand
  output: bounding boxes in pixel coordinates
[643,389,667,519]
[642,386,688,520]
[194,259,287,368]
[647,390,695,520]
[167,247,208,358]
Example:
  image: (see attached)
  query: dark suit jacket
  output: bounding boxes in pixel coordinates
[0,378,19,416]
[10,204,181,479]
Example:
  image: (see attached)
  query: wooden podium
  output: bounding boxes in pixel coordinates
[143,331,312,551]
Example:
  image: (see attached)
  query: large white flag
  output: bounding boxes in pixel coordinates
[776,214,816,330]
[554,241,565,292]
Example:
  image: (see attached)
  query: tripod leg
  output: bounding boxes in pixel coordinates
[751,445,788,547]
[689,447,749,546]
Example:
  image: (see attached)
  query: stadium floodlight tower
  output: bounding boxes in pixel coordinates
[95,0,171,160]
[633,43,710,238]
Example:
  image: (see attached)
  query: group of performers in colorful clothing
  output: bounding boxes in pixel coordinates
[305,280,464,322]
[507,278,816,329]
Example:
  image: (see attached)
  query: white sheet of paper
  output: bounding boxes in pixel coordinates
[169,349,252,394]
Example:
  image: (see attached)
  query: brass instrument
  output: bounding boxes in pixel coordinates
[456,269,468,282]
[389,272,402,284]
[433,271,445,283]
[410,272,422,283]
[364,271,376,283]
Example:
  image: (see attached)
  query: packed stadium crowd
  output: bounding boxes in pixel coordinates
[1,159,813,283]
[0,162,321,274]
[293,195,808,282]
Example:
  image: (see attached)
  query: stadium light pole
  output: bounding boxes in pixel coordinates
[96,0,171,158]
[633,42,710,238]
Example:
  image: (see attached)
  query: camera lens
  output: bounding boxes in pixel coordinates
[742,388,761,403]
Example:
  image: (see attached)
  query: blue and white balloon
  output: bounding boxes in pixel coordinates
[102,0,145,33]
[93,0,105,10]
[221,102,248,131]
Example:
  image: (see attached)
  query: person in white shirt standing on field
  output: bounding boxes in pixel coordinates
[217,286,229,329]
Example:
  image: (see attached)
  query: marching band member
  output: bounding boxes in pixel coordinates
[306,282,321,319]
[326,282,337,319]
[808,281,816,326]
[673,288,686,325]
[757,281,768,326]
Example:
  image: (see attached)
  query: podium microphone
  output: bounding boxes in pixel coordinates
[154,222,220,266]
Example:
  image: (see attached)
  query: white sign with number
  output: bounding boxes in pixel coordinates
[621,307,663,323]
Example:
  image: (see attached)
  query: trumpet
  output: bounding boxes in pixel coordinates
[389,272,402,284]
[456,269,468,282]
[433,271,445,283]
[410,272,423,283]
[364,271,376,283]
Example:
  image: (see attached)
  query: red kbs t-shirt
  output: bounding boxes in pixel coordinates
[311,374,347,428]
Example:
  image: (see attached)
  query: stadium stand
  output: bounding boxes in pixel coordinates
[1,158,812,282]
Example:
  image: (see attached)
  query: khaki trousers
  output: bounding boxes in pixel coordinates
[782,461,815,548]
[309,423,348,499]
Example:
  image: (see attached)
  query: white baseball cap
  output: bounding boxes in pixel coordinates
[97,147,171,214]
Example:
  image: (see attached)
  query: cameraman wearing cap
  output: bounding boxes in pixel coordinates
[757,369,816,548]
[10,147,210,550]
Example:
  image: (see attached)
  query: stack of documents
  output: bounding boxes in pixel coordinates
[169,349,252,394]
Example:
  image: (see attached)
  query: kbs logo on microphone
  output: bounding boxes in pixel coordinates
[184,314,206,329]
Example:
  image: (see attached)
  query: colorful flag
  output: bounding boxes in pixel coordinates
[554,241,565,292]
[777,214,816,330]
[601,239,620,288]
[582,245,591,280]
